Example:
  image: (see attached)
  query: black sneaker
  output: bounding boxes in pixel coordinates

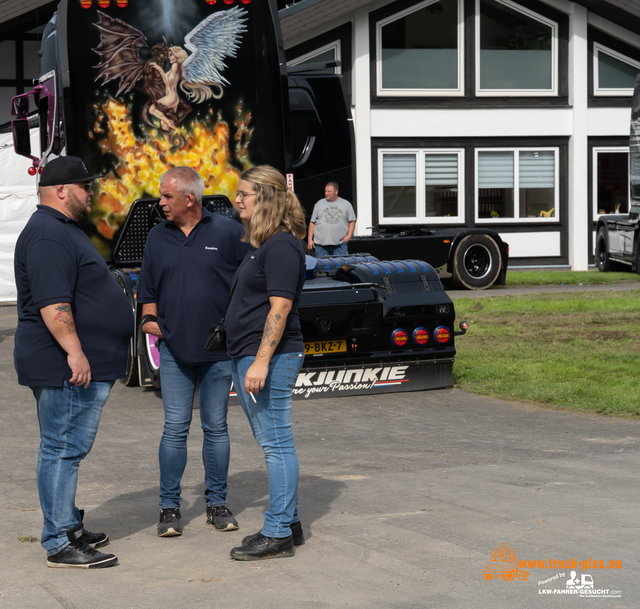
[79,509,109,549]
[157,508,182,537]
[230,532,295,561]
[46,524,117,569]
[242,521,304,547]
[206,505,239,531]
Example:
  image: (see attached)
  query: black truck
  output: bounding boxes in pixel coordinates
[596,73,640,273]
[9,0,469,399]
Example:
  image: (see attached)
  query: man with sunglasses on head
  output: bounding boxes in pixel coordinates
[138,167,250,538]
[14,156,134,568]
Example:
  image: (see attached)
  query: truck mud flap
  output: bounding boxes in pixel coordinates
[228,358,454,403]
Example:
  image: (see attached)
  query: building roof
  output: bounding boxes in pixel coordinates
[279,0,640,39]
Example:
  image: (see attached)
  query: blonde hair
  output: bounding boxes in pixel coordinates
[169,46,188,64]
[240,165,306,249]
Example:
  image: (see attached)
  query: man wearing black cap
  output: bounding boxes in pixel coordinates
[14,156,133,568]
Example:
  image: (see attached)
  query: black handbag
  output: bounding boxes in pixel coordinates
[204,280,237,352]
[204,319,227,352]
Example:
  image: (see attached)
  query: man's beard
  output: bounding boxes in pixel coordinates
[66,191,91,222]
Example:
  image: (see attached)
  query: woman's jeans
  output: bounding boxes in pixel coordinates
[231,352,304,538]
[33,380,115,556]
[159,341,232,508]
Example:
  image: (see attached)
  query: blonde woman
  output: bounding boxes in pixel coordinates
[224,165,307,561]
[149,46,188,131]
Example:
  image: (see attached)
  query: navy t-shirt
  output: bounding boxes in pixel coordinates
[137,208,250,363]
[14,205,134,387]
[225,232,306,358]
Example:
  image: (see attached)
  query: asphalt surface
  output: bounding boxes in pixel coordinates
[0,285,638,608]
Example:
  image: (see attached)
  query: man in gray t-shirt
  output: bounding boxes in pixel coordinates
[307,182,356,258]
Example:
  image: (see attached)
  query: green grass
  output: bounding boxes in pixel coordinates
[505,270,638,286]
[452,290,640,418]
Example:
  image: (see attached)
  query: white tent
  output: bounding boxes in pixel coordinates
[0,130,39,302]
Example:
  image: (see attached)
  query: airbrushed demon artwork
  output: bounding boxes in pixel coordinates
[68,0,286,258]
[92,8,247,133]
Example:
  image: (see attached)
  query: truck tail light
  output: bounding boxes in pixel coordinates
[80,0,92,8]
[434,326,451,344]
[413,327,429,345]
[391,329,408,347]
[350,337,358,352]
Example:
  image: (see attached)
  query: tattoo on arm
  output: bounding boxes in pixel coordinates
[53,304,76,334]
[258,312,282,357]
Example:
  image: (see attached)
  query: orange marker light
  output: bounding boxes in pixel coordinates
[434,326,451,344]
[391,329,408,347]
[413,327,429,345]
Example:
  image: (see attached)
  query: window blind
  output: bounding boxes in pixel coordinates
[478,151,513,188]
[383,154,416,186]
[519,151,554,188]
[425,154,458,186]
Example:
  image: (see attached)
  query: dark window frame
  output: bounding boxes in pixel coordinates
[588,136,630,266]
[285,23,353,104]
[588,27,640,108]
[372,135,570,265]
[369,0,569,108]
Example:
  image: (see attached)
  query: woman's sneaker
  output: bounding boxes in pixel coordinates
[242,521,304,547]
[157,508,183,537]
[206,505,239,531]
[230,532,295,561]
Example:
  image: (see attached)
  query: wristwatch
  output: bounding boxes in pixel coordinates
[140,314,158,327]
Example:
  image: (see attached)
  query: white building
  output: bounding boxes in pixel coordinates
[281,0,640,269]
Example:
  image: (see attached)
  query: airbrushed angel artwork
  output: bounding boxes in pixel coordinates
[92,6,248,133]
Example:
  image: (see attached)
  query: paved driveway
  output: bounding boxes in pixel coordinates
[0,299,637,608]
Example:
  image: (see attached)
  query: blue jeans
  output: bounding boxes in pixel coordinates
[158,341,232,508]
[315,242,348,258]
[231,352,304,538]
[33,380,115,556]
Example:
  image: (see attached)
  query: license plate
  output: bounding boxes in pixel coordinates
[304,339,347,355]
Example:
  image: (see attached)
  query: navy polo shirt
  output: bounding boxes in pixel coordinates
[137,207,250,363]
[225,232,306,358]
[14,205,134,386]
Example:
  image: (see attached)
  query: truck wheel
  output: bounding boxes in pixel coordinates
[506,571,515,581]
[451,235,502,290]
[119,338,139,386]
[138,324,161,389]
[483,573,492,581]
[596,228,611,272]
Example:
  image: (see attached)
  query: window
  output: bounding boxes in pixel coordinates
[593,43,640,97]
[377,0,464,96]
[287,41,341,74]
[592,148,629,218]
[476,0,557,96]
[380,149,464,223]
[476,148,558,221]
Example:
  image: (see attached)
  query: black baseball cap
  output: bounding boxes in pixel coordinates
[39,156,105,187]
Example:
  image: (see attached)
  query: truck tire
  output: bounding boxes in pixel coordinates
[138,324,161,389]
[451,234,502,290]
[596,227,611,272]
[119,338,139,386]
